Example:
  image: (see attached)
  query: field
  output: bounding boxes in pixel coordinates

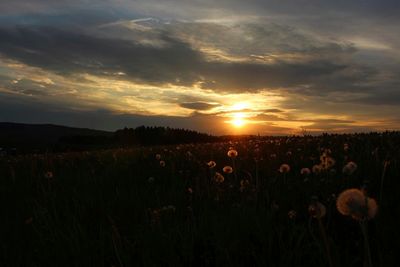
[1,133,399,267]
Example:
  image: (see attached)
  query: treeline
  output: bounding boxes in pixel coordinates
[113,126,219,145]
[0,125,222,154]
[59,126,219,148]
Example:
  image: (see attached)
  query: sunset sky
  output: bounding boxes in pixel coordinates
[1,0,399,135]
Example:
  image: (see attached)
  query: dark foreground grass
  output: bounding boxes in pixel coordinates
[1,133,399,266]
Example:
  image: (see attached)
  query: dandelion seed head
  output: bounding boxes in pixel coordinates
[336,188,378,220]
[312,164,323,174]
[279,164,290,173]
[227,149,238,158]
[325,157,336,169]
[344,143,349,151]
[207,160,216,169]
[288,210,297,220]
[342,161,357,175]
[239,179,250,192]
[308,202,326,219]
[223,166,233,174]
[300,167,311,175]
[44,171,53,179]
[214,172,225,183]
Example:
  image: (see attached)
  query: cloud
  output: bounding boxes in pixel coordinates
[0,2,400,134]
[0,25,351,93]
[0,26,203,85]
[263,108,283,113]
[179,102,219,110]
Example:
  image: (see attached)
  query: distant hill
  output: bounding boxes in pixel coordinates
[0,122,221,153]
[0,122,112,151]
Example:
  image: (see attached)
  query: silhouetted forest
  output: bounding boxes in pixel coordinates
[113,126,219,145]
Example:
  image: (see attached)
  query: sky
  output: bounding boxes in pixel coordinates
[0,0,400,135]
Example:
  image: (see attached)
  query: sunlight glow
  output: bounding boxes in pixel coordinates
[231,112,246,128]
[231,102,248,111]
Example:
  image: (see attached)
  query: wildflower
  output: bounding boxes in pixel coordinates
[227,149,238,158]
[187,187,193,194]
[214,172,225,183]
[207,160,216,169]
[159,160,166,167]
[44,171,53,179]
[279,164,290,173]
[336,188,378,220]
[342,161,357,175]
[223,166,233,174]
[155,154,161,160]
[300,168,311,175]
[288,210,297,220]
[308,202,326,219]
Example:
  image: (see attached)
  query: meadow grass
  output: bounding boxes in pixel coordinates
[1,133,399,266]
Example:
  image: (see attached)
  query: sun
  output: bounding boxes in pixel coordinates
[231,112,246,128]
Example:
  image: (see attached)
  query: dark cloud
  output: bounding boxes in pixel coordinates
[253,113,283,121]
[0,26,204,86]
[5,79,51,96]
[346,90,400,106]
[263,108,283,113]
[201,60,346,92]
[179,102,219,110]
[0,26,350,93]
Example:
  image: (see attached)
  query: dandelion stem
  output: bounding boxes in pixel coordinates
[232,158,238,185]
[308,217,333,267]
[360,220,373,267]
[318,218,334,267]
[255,160,259,205]
[379,161,388,204]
